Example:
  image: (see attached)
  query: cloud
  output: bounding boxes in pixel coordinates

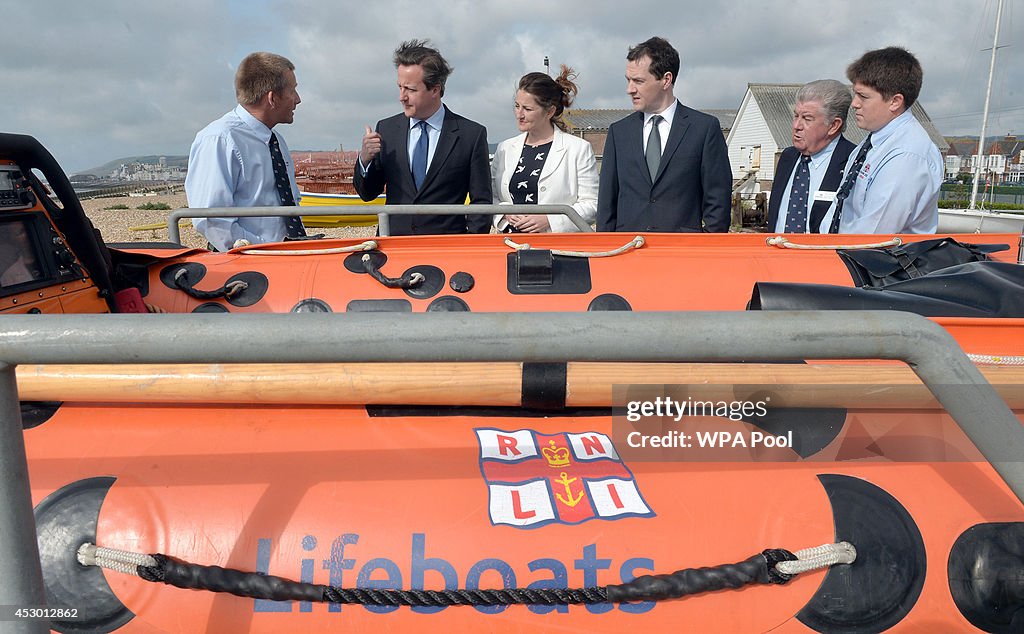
[2,0,1021,173]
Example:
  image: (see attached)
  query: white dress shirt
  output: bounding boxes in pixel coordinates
[406,105,446,173]
[642,100,678,155]
[359,105,447,177]
[774,136,843,233]
[185,105,300,251]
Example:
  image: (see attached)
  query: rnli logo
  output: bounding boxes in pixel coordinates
[475,428,655,529]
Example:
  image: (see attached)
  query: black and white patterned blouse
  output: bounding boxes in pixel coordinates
[508,141,552,204]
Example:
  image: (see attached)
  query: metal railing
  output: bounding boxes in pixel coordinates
[1,310,1022,621]
[166,204,593,243]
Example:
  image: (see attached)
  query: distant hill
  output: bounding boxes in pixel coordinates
[73,155,188,177]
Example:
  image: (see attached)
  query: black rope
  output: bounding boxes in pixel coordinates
[361,254,424,289]
[172,267,247,300]
[606,548,796,603]
[136,548,797,607]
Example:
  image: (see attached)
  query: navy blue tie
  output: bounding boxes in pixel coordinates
[269,132,306,237]
[784,155,811,233]
[412,120,428,190]
[828,133,873,234]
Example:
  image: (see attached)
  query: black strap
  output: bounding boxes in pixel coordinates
[521,362,567,409]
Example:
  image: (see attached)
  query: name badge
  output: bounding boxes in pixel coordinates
[814,190,837,203]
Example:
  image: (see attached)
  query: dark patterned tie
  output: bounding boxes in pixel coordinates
[412,120,428,190]
[645,114,663,180]
[828,133,873,234]
[784,155,812,233]
[269,132,306,237]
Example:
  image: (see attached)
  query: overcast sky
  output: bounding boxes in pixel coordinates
[3,0,1021,173]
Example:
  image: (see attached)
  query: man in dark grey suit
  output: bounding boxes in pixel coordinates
[768,80,855,233]
[355,40,491,235]
[598,36,732,233]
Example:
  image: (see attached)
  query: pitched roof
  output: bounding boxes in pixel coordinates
[946,139,980,157]
[988,137,1024,158]
[746,83,950,151]
[562,109,632,131]
[746,84,804,148]
[704,109,738,131]
[943,136,1023,159]
[563,107,737,133]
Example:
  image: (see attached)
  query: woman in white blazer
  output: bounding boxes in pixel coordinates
[491,66,598,233]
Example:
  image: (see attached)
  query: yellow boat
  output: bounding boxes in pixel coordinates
[299,191,384,227]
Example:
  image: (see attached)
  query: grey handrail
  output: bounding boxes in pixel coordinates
[166,203,592,243]
[2,310,1022,617]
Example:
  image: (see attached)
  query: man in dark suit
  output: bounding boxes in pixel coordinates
[355,40,491,235]
[598,36,732,233]
[768,79,856,233]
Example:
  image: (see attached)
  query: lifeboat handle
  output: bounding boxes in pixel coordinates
[237,239,379,256]
[767,236,903,250]
[76,540,856,607]
[504,235,645,257]
[360,253,425,289]
[171,267,247,300]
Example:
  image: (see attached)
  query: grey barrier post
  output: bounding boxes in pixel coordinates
[0,363,48,633]
[166,204,590,243]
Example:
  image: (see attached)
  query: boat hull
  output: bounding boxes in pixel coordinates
[27,400,1023,632]
[938,207,1024,234]
[299,192,383,227]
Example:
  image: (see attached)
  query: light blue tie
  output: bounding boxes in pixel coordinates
[412,120,428,190]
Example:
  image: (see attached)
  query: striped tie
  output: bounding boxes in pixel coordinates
[828,134,873,234]
[269,132,306,237]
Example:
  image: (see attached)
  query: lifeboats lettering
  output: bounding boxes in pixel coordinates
[254,534,655,615]
[496,434,522,457]
[511,490,537,519]
[476,428,654,528]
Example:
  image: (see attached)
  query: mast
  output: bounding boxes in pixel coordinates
[970,0,1004,210]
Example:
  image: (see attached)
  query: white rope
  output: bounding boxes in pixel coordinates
[223,280,249,299]
[969,353,1024,366]
[238,239,379,256]
[766,236,903,250]
[504,235,645,258]
[78,543,157,577]
[775,541,857,576]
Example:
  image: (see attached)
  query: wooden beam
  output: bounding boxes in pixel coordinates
[14,363,1024,409]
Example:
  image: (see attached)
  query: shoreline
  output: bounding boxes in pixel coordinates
[80,193,376,249]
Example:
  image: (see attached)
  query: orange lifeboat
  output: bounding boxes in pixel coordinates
[2,133,1024,633]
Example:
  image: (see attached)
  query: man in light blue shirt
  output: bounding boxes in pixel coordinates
[185,52,304,251]
[821,47,943,234]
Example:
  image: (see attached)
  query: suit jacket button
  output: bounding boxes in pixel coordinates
[540,186,546,191]
[650,198,656,203]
